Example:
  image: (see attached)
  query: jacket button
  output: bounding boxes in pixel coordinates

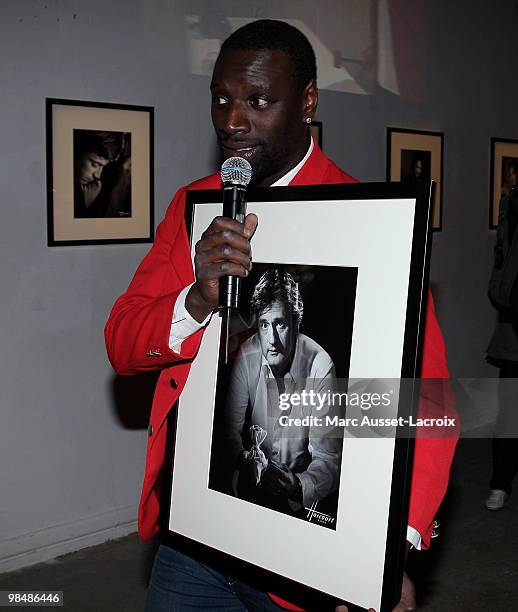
[170,378,178,389]
[148,424,153,437]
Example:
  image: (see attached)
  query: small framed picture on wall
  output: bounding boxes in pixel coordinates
[489,138,518,229]
[387,127,443,231]
[46,98,154,246]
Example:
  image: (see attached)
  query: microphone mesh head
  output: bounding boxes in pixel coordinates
[221,157,253,186]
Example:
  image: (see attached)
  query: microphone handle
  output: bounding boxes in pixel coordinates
[219,184,247,310]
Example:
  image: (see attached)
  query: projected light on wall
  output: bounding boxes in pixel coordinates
[184,0,424,100]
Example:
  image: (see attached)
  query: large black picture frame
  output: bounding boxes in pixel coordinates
[160,181,433,611]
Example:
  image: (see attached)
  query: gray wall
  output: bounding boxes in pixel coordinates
[0,0,514,571]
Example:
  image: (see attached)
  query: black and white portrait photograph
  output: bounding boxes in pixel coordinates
[400,149,431,185]
[209,263,357,529]
[73,129,132,219]
[499,156,518,197]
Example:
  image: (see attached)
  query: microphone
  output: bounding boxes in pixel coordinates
[219,157,252,364]
[219,156,253,309]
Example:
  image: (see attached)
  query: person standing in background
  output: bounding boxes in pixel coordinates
[486,157,518,509]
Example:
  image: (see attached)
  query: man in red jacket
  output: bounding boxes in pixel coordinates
[105,19,457,612]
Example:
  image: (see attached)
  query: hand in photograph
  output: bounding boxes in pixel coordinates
[81,178,102,208]
[260,461,301,501]
[237,448,267,486]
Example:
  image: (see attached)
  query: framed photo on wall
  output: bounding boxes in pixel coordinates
[161,182,434,611]
[489,137,518,229]
[387,127,443,231]
[310,120,323,149]
[46,98,154,246]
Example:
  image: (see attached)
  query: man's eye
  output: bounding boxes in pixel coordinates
[276,322,287,330]
[250,97,269,109]
[260,321,269,329]
[212,96,227,105]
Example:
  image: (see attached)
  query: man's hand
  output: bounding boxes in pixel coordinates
[186,213,258,322]
[261,460,301,500]
[237,451,260,487]
[237,448,267,486]
[82,179,102,208]
[334,572,416,612]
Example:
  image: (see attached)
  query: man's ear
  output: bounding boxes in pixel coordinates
[302,78,318,121]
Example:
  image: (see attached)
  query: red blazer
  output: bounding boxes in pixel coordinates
[105,142,457,609]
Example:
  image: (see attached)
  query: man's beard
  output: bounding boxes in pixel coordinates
[218,139,293,187]
[248,143,293,187]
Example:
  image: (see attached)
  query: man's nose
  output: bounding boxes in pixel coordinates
[93,168,102,180]
[268,326,280,346]
[222,101,250,135]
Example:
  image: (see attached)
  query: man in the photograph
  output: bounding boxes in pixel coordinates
[402,154,428,184]
[73,130,131,218]
[106,18,457,611]
[409,158,424,181]
[500,156,518,197]
[224,268,341,516]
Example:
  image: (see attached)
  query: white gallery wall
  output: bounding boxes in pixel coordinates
[1,0,516,571]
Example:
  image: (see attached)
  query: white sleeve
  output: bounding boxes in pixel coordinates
[168,284,212,354]
[406,525,422,550]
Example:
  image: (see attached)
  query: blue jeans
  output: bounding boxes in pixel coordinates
[145,545,288,611]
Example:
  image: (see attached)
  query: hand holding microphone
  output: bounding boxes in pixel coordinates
[185,157,256,324]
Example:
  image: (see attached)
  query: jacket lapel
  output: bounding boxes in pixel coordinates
[288,141,331,186]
